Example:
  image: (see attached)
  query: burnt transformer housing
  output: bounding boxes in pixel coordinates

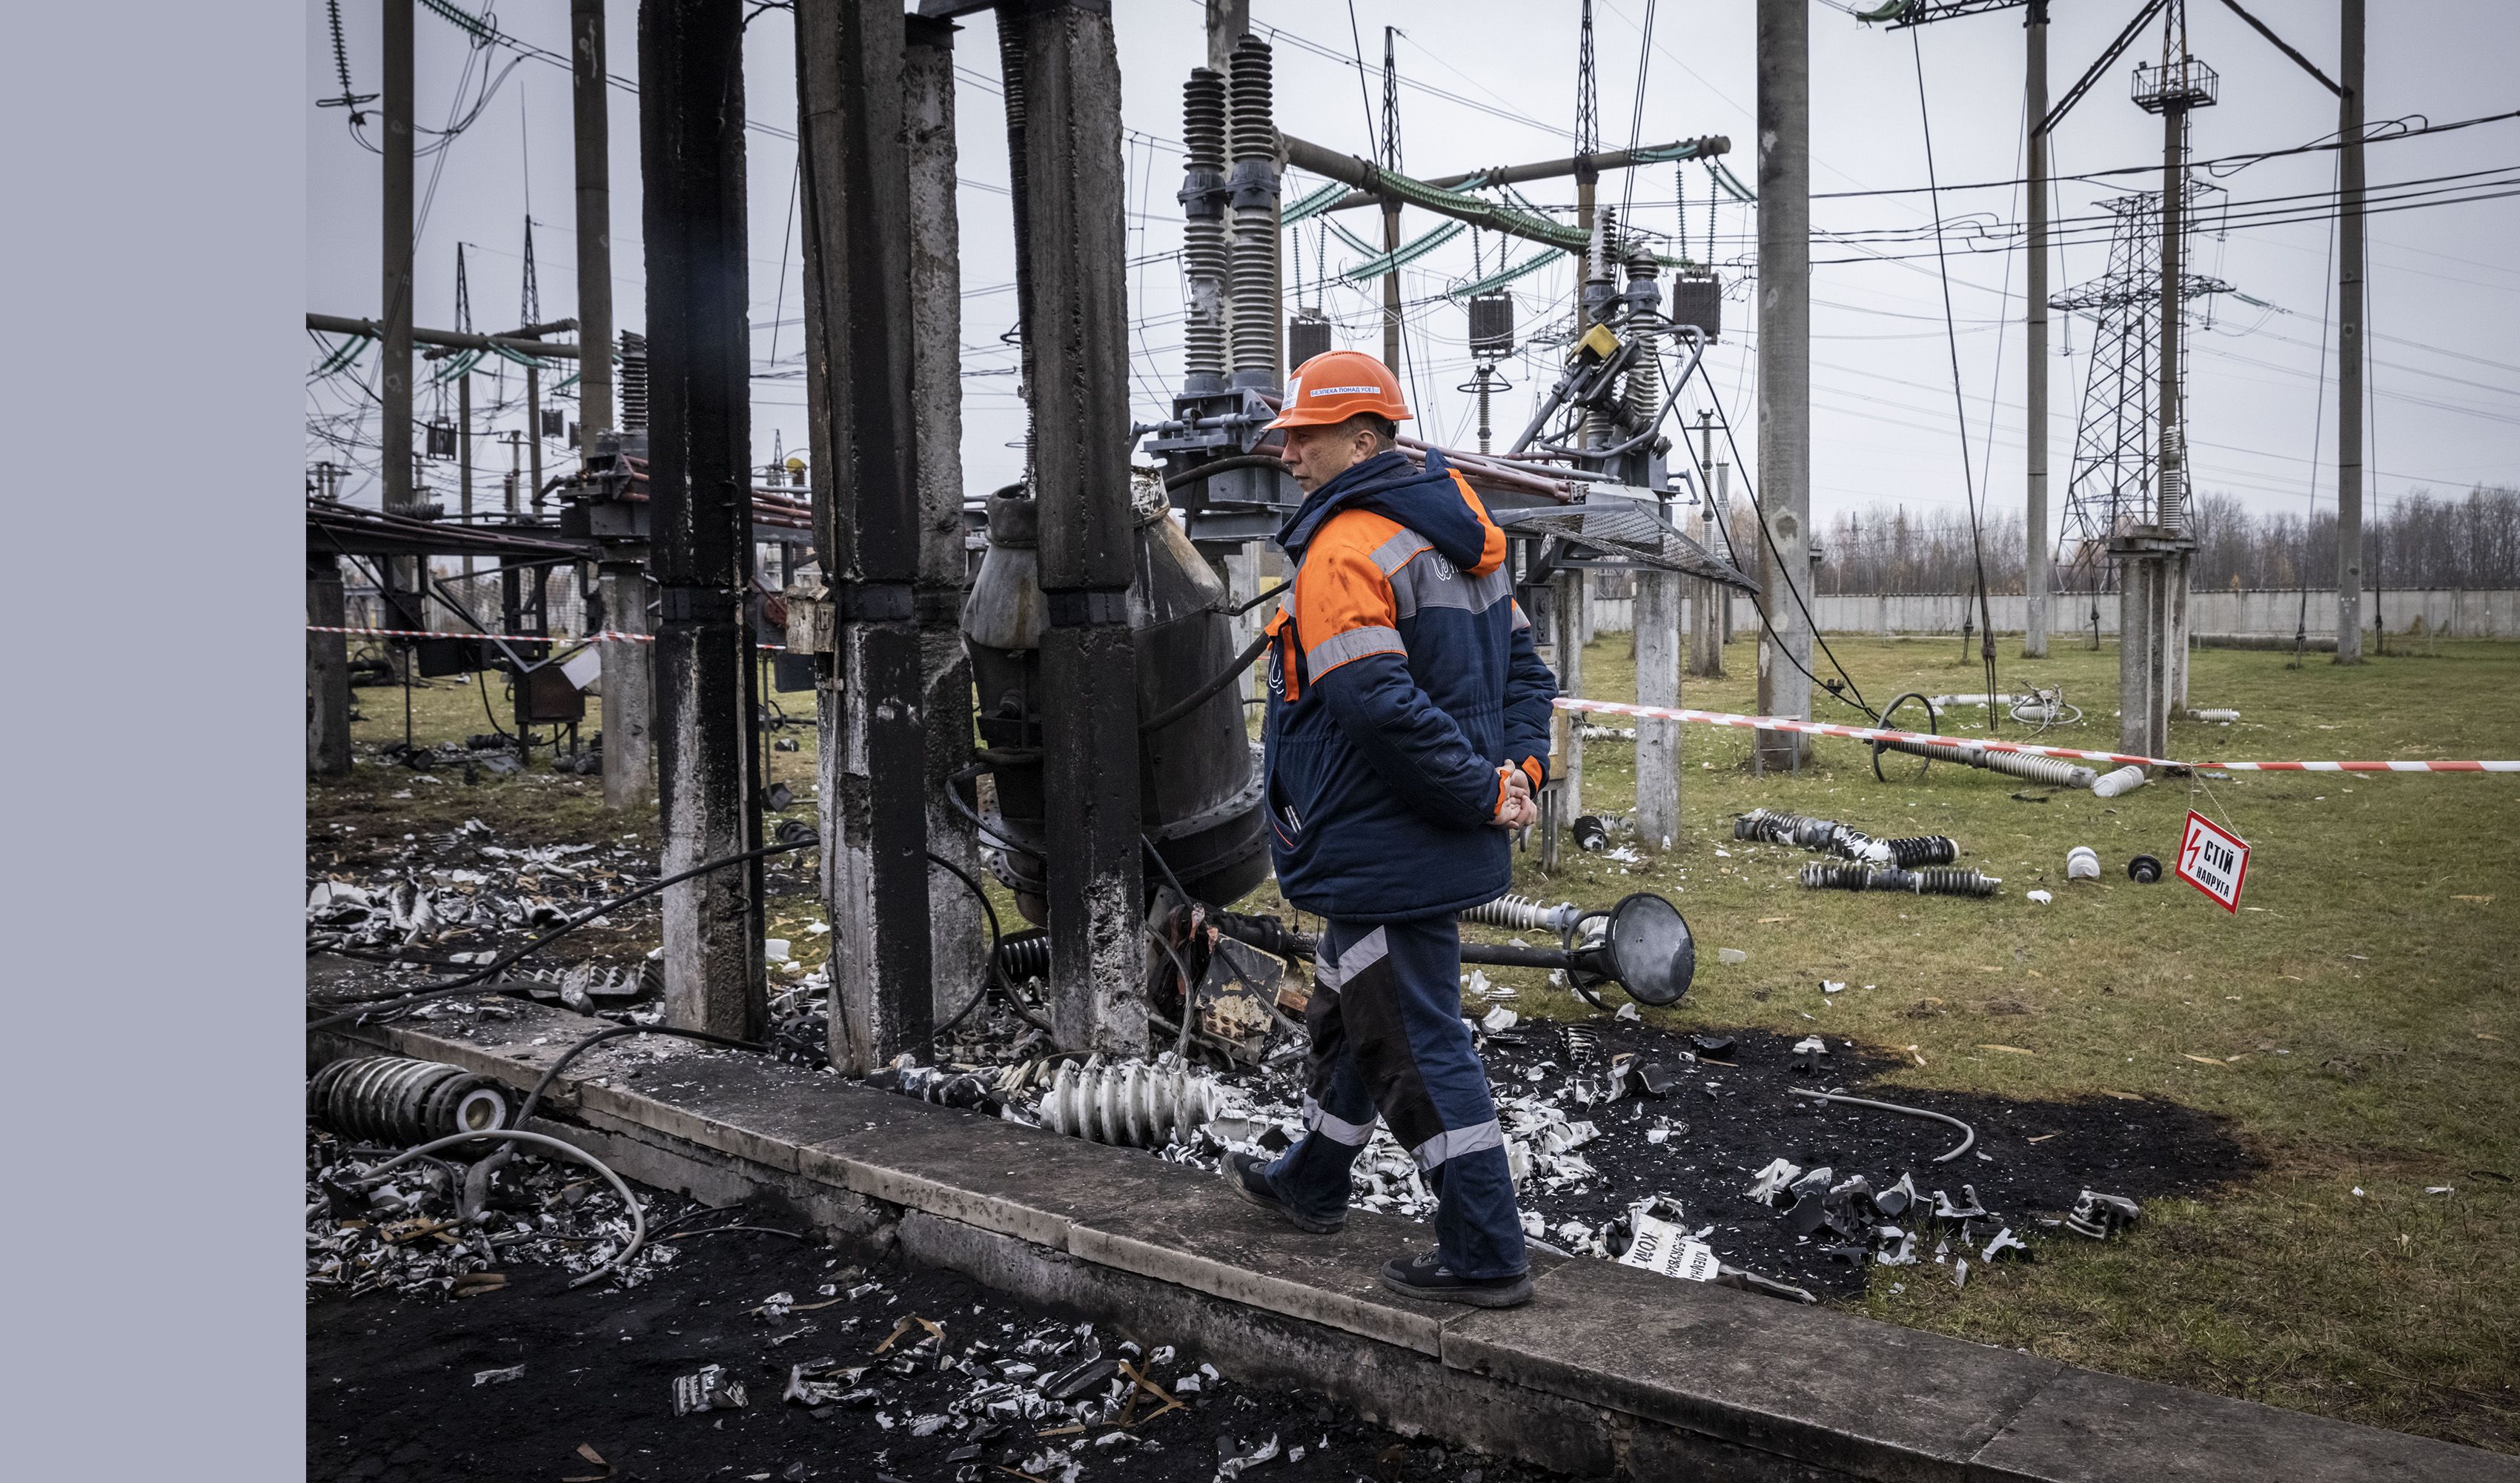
[962,475,1268,926]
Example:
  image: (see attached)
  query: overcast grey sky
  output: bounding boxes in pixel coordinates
[305,0,2520,534]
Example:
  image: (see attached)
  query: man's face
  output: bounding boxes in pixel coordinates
[1279,420,1381,493]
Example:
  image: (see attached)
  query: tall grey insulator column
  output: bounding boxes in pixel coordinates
[1225,37,1280,389]
[1180,67,1232,393]
[1624,247,1679,849]
[1581,209,1620,452]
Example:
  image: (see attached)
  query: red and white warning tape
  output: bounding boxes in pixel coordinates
[1553,697,2520,775]
[307,624,787,651]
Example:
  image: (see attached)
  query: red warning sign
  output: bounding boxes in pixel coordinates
[2176,811,2251,914]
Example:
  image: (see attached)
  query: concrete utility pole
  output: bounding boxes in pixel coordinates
[795,0,940,1073]
[1754,0,1812,772]
[902,14,983,1041]
[571,0,614,457]
[457,373,474,577]
[575,0,646,809]
[381,0,418,628]
[308,554,353,774]
[640,0,763,1041]
[2023,0,2051,658]
[2334,0,2366,665]
[1016,0,1147,1055]
[1205,0,1247,75]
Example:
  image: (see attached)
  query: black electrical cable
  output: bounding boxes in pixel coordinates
[459,1021,766,1221]
[1161,454,1289,493]
[1142,628,1272,736]
[1671,354,1880,723]
[305,837,818,1027]
[1909,29,2001,730]
[1230,582,1291,617]
[925,849,1050,1038]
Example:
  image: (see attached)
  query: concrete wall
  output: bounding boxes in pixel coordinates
[1588,587,2520,640]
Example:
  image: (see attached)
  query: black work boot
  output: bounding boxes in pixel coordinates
[1219,1151,1344,1235]
[1379,1250,1533,1308]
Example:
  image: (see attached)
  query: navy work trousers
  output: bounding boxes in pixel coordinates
[1261,914,1528,1279]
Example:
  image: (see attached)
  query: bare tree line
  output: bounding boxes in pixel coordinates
[1810,485,2520,594]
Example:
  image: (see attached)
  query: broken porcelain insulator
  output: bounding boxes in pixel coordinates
[1034,1058,1224,1149]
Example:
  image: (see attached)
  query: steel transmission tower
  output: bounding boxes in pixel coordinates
[2050,187,2229,603]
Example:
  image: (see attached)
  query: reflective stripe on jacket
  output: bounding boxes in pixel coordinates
[1263,449,1558,922]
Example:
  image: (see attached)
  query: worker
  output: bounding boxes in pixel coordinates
[1219,349,1556,1308]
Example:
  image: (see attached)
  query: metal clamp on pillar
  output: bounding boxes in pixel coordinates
[657,585,743,625]
[835,580,915,624]
[1044,588,1130,628]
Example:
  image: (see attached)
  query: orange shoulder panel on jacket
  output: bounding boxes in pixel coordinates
[1292,510,1407,682]
[1445,469,1511,577]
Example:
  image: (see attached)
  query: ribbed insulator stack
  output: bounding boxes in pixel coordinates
[1872,835,1960,869]
[1734,808,1840,852]
[310,1055,511,1145]
[1582,209,1621,451]
[1035,1059,1224,1148]
[1981,749,2099,790]
[992,929,1052,983]
[1179,67,1232,388]
[1622,248,1662,432]
[1226,38,1281,386]
[1874,735,2098,792]
[1459,893,1583,936]
[1800,863,2001,898]
[617,332,649,432]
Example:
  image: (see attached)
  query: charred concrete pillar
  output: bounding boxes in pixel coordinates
[308,553,353,776]
[795,0,937,1072]
[905,14,983,1034]
[599,557,652,808]
[640,0,763,1041]
[1018,0,1146,1055]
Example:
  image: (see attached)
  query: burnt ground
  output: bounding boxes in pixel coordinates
[309,1198,1581,1483]
[1205,1021,2261,1301]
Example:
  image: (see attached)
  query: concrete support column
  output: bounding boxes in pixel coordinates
[2333,0,2367,666]
[2022,0,2050,659]
[1633,570,1680,849]
[1754,0,1811,772]
[571,0,615,454]
[2169,549,2192,708]
[2113,539,2180,759]
[904,13,983,1034]
[599,557,652,808]
[1554,571,1586,820]
[641,0,763,1041]
[308,554,353,776]
[795,0,937,1072]
[1018,0,1144,1055]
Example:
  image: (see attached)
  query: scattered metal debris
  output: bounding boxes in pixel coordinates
[2063,1190,2141,1240]
[674,1364,749,1416]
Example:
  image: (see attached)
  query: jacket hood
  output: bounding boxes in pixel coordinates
[1276,448,1499,573]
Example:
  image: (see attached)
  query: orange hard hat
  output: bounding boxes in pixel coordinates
[1264,348,1411,430]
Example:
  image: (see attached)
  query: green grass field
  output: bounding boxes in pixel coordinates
[311,634,2520,1450]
